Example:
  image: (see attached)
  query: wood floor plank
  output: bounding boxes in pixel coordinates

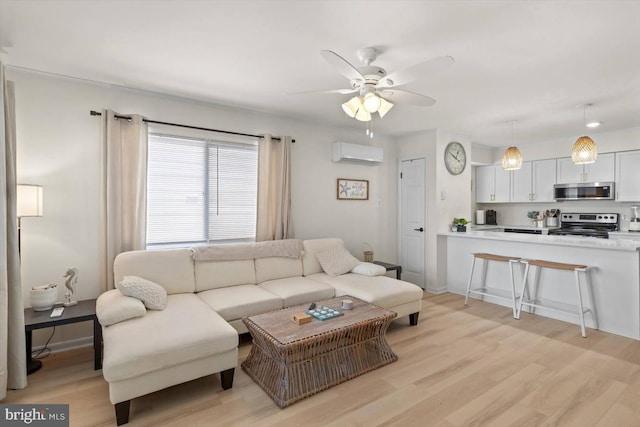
[7,292,640,426]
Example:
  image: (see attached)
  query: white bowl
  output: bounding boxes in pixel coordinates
[30,284,59,311]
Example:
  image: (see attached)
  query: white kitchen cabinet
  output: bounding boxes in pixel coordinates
[615,150,640,201]
[557,152,615,184]
[510,159,557,203]
[476,165,510,203]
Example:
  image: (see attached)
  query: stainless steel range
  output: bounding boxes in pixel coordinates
[547,213,619,239]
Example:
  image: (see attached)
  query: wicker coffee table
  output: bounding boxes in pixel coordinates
[241,296,397,408]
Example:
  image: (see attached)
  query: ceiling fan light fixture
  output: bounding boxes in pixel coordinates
[341,96,361,118]
[502,146,523,170]
[362,93,381,113]
[572,136,598,164]
[377,97,394,118]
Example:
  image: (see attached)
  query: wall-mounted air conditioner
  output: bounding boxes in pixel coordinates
[332,142,383,165]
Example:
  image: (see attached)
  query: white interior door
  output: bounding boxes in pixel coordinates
[400,158,426,288]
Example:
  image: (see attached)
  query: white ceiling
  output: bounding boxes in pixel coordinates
[1,0,639,147]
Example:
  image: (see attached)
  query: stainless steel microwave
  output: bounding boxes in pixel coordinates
[553,182,614,201]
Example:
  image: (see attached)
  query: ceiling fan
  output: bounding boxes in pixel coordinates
[296,47,454,121]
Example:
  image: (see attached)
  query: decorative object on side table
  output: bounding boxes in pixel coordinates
[453,218,468,232]
[362,242,374,262]
[63,267,79,307]
[29,283,58,311]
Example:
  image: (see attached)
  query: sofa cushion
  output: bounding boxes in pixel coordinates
[194,259,256,292]
[351,262,387,277]
[306,272,423,308]
[96,289,146,327]
[315,246,360,276]
[118,276,167,310]
[302,238,345,276]
[197,285,283,322]
[113,248,195,294]
[102,293,237,382]
[255,256,303,284]
[258,276,335,307]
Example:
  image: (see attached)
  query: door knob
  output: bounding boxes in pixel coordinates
[413,227,424,232]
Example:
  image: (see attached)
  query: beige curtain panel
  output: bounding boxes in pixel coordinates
[100,110,148,290]
[0,64,27,399]
[256,135,293,241]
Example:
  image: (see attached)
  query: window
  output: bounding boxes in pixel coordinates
[146,133,258,248]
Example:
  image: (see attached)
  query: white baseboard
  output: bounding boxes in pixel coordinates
[427,286,448,294]
[33,336,93,354]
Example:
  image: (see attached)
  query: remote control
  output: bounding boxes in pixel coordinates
[50,307,64,318]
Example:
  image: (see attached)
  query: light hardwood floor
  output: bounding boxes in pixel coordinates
[7,292,640,426]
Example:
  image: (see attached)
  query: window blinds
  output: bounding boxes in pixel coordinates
[147,133,258,247]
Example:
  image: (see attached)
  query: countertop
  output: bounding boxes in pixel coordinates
[439,230,640,251]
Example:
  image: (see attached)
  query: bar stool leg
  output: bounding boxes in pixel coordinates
[516,262,531,319]
[508,259,518,318]
[479,258,488,301]
[464,256,477,307]
[583,268,599,330]
[529,265,541,315]
[574,269,587,338]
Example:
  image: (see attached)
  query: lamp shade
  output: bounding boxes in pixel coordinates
[17,184,44,217]
[502,146,523,170]
[354,107,372,122]
[572,136,598,164]
[377,98,394,118]
[341,96,361,118]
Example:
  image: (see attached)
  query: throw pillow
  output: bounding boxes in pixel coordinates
[315,246,360,276]
[351,262,387,277]
[96,289,146,326]
[118,276,168,310]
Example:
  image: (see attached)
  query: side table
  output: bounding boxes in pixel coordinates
[24,298,102,375]
[373,261,402,280]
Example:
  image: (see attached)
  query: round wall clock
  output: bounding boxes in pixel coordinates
[444,141,466,175]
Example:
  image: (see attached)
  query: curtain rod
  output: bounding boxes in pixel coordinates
[89,110,294,143]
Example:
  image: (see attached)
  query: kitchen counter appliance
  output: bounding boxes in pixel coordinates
[630,206,640,232]
[547,213,619,239]
[485,210,497,225]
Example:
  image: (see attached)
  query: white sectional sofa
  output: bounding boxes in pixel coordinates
[97,238,423,425]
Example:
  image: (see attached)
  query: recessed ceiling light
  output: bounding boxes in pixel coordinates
[586,121,601,128]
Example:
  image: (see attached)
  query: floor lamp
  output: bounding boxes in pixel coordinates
[17,184,44,374]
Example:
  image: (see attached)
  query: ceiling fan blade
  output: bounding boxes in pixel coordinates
[378,89,437,106]
[285,88,358,96]
[320,50,364,82]
[378,56,454,88]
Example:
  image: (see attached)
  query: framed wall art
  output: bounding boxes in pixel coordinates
[337,178,369,200]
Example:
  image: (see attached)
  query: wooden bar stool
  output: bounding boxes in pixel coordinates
[464,253,522,318]
[516,259,598,337]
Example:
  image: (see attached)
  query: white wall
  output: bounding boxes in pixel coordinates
[396,129,472,292]
[10,68,398,345]
[474,126,640,227]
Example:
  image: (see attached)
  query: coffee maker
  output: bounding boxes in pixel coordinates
[630,206,640,232]
[485,209,497,225]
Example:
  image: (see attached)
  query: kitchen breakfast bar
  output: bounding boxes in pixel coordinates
[438,231,640,339]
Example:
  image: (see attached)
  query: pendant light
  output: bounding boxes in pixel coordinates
[502,120,523,170]
[572,104,598,164]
